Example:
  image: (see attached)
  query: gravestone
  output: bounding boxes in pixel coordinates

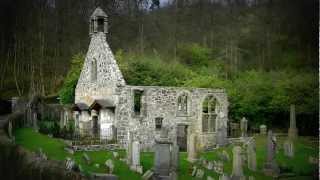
[240,117,248,137]
[171,144,180,171]
[153,127,173,178]
[126,131,133,165]
[92,173,118,180]
[38,148,47,160]
[283,140,294,158]
[192,166,197,176]
[83,153,91,165]
[221,150,230,162]
[187,132,198,162]
[214,161,224,174]
[288,105,298,139]
[65,157,75,171]
[219,174,230,180]
[113,151,119,159]
[195,169,205,179]
[247,139,257,171]
[207,176,215,180]
[259,125,267,135]
[231,146,244,180]
[64,147,74,155]
[217,126,229,146]
[142,170,154,180]
[105,159,114,174]
[130,141,143,174]
[263,130,280,177]
[207,161,214,170]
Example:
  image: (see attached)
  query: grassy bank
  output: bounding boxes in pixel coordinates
[14,128,318,180]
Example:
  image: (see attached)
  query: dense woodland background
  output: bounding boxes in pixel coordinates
[0,0,318,135]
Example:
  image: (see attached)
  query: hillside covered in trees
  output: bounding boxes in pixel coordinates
[0,0,318,134]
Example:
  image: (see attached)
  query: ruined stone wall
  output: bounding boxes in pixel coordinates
[116,85,229,150]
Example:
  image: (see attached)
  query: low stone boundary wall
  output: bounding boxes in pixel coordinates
[72,144,120,152]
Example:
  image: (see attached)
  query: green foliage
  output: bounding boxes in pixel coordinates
[58,53,85,104]
[177,43,211,67]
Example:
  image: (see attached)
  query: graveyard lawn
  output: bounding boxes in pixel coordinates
[14,128,318,180]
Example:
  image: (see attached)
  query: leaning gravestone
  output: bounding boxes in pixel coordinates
[214,161,224,174]
[231,146,244,180]
[240,117,248,137]
[283,140,294,158]
[288,105,298,139]
[195,169,205,179]
[142,170,154,180]
[113,151,119,159]
[247,139,257,171]
[263,130,280,177]
[192,166,197,176]
[83,153,91,165]
[105,159,114,174]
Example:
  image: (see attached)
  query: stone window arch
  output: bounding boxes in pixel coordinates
[91,58,97,82]
[202,95,218,133]
[177,93,188,116]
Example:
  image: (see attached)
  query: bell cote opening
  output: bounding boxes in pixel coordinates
[89,7,108,36]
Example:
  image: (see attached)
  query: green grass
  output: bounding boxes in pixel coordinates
[14,128,318,180]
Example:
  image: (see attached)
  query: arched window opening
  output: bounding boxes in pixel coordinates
[202,95,218,133]
[177,93,188,115]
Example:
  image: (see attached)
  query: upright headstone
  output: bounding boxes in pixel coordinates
[288,105,298,139]
[240,117,248,137]
[187,132,198,162]
[132,141,140,166]
[263,130,280,177]
[131,140,143,174]
[283,140,294,158]
[259,125,267,135]
[247,139,257,171]
[231,146,244,180]
[219,174,230,180]
[217,126,229,146]
[171,144,180,171]
[154,127,173,178]
[126,131,133,165]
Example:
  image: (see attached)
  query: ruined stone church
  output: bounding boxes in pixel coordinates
[73,7,229,151]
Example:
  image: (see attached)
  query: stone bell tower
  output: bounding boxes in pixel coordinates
[75,7,126,104]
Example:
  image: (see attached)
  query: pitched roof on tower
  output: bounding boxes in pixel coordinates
[91,7,108,18]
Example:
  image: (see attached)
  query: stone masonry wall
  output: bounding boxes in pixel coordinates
[116,85,229,151]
